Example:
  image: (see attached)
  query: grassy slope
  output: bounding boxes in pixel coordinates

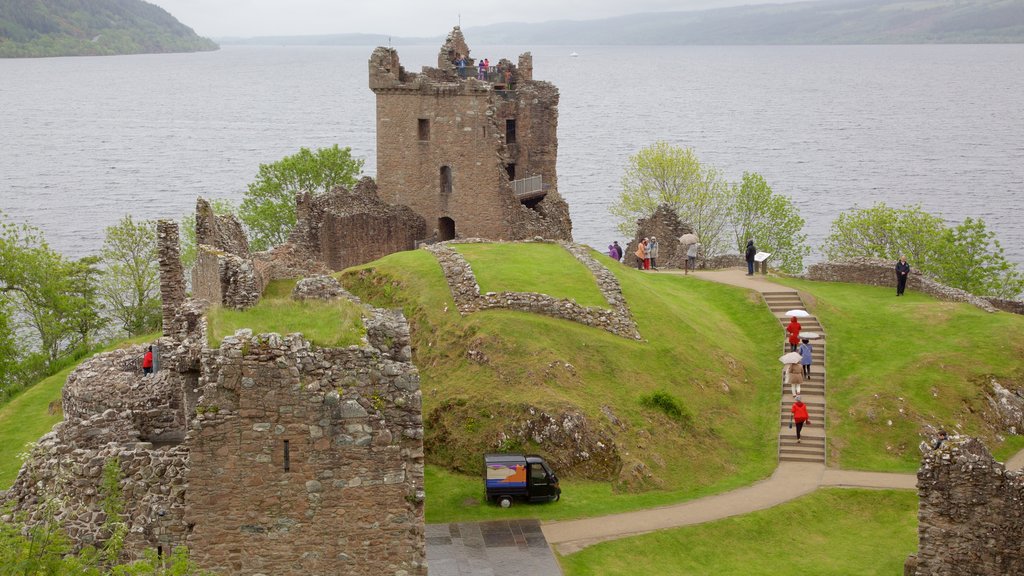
[206,279,365,348]
[559,488,918,576]
[343,245,782,523]
[775,278,1024,471]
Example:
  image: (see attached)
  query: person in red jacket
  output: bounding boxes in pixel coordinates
[791,396,810,442]
[786,316,801,352]
[142,346,154,376]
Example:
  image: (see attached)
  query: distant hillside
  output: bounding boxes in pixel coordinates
[222,0,1024,46]
[0,0,218,58]
[466,0,1024,45]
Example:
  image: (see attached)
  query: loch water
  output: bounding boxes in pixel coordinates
[1,43,1022,267]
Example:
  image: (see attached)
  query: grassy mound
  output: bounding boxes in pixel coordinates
[342,244,783,521]
[558,488,917,575]
[775,278,1024,471]
[206,279,364,347]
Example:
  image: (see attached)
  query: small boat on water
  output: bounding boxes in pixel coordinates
[570,52,579,57]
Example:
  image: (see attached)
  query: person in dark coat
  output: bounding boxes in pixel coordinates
[745,239,756,275]
[613,241,623,262]
[895,256,910,296]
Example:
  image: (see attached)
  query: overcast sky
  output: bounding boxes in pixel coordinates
[148,0,774,38]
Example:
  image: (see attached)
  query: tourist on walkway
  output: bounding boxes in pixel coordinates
[142,346,154,376]
[791,396,810,443]
[478,59,487,80]
[648,236,659,270]
[798,338,813,378]
[613,241,623,262]
[784,361,803,396]
[745,239,756,275]
[895,256,910,296]
[608,242,619,261]
[686,242,700,274]
[786,316,802,352]
[456,55,467,78]
[634,239,646,269]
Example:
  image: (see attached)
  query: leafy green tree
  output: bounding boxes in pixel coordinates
[610,142,734,257]
[730,172,809,274]
[0,216,105,366]
[99,216,161,337]
[823,203,1024,297]
[0,296,20,395]
[822,203,946,267]
[239,145,364,251]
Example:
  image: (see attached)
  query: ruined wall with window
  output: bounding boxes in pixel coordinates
[370,26,572,243]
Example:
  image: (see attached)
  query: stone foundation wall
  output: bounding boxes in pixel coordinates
[427,240,640,340]
[185,326,425,576]
[805,257,1015,313]
[907,436,1024,575]
[62,346,185,442]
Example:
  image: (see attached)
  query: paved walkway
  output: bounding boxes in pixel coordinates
[542,268,918,556]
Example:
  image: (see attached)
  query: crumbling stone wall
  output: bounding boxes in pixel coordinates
[157,221,186,336]
[625,205,695,269]
[189,198,265,311]
[805,257,1023,313]
[195,197,249,257]
[427,240,640,339]
[369,27,572,243]
[185,323,425,576]
[906,436,1024,575]
[286,178,428,271]
[62,346,184,443]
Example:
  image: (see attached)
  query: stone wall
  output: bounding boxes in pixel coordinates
[195,197,249,256]
[286,178,428,270]
[625,205,694,270]
[426,240,640,340]
[906,436,1024,575]
[192,246,264,310]
[185,324,425,576]
[370,27,571,243]
[3,288,426,575]
[804,257,1022,313]
[157,220,186,336]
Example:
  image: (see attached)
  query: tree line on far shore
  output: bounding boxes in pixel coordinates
[2,142,1022,404]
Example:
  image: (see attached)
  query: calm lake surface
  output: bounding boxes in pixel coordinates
[2,44,1023,267]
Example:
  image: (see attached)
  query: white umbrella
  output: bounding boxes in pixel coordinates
[784,309,810,318]
[779,352,802,364]
[678,233,699,245]
[799,331,821,340]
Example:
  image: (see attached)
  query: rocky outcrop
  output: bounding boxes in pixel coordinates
[291,274,346,301]
[985,378,1024,435]
[907,436,1024,575]
[426,240,640,340]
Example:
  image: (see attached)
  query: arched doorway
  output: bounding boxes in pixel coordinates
[438,217,455,241]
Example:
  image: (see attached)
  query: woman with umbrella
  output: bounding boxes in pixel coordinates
[780,351,803,396]
[786,316,801,352]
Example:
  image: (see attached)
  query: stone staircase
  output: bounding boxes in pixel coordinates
[762,291,826,464]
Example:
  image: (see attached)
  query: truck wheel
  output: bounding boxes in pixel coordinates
[498,496,513,509]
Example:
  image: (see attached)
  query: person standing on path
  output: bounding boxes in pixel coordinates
[791,396,810,443]
[786,316,802,352]
[686,241,700,274]
[798,338,813,379]
[142,346,154,376]
[648,236,659,270]
[635,238,648,270]
[745,239,757,275]
[895,256,910,296]
[613,241,623,262]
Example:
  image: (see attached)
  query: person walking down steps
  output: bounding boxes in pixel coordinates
[791,396,811,443]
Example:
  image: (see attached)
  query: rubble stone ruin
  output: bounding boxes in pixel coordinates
[1,222,427,576]
[369,26,573,243]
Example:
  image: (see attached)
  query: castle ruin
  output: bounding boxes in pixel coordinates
[369,27,573,242]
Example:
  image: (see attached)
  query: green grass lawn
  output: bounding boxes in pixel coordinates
[206,279,365,347]
[345,246,783,523]
[774,278,1024,472]
[558,488,918,576]
[453,243,610,308]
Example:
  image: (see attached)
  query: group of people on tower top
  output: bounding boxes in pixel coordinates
[453,54,513,86]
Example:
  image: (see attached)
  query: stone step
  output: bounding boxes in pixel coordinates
[779,445,825,457]
[779,454,825,463]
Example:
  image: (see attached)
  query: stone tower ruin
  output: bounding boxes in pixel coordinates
[369,27,573,242]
